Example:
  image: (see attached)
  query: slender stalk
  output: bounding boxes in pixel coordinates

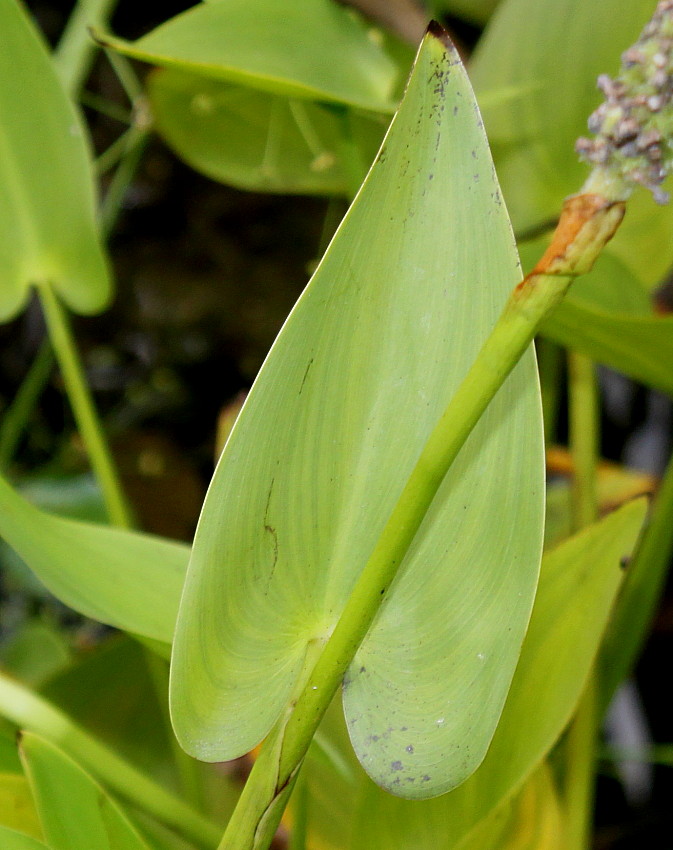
[0,340,54,470]
[103,49,144,103]
[54,0,118,98]
[565,351,600,849]
[79,89,132,124]
[568,351,599,531]
[216,194,625,850]
[564,676,598,850]
[38,284,133,528]
[95,125,140,175]
[100,123,150,238]
[0,672,221,849]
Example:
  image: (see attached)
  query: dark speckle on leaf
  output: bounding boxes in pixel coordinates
[406,745,414,753]
[391,761,404,771]
[620,555,631,570]
[422,775,431,782]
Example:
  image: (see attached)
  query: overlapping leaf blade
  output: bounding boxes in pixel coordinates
[0,0,110,321]
[346,499,646,848]
[455,761,564,850]
[147,68,389,196]
[99,0,401,113]
[20,733,152,850]
[0,473,186,645]
[170,28,544,799]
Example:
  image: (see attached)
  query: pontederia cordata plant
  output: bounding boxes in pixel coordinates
[1,1,673,849]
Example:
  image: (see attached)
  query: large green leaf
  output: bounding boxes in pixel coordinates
[99,0,401,113]
[346,499,646,849]
[20,733,152,850]
[147,68,389,196]
[170,27,544,799]
[0,0,110,321]
[0,826,47,850]
[0,472,186,645]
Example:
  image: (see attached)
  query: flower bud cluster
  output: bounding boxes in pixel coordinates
[576,0,673,203]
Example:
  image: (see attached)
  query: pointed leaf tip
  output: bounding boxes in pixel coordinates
[426,19,457,53]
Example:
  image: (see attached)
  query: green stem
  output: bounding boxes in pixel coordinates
[95,125,139,175]
[100,124,150,238]
[564,351,600,849]
[103,49,143,103]
[79,90,132,125]
[568,351,599,531]
[38,284,133,529]
[0,340,54,470]
[54,0,118,98]
[563,676,597,850]
[0,672,221,849]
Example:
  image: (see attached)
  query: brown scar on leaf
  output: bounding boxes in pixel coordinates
[516,194,626,293]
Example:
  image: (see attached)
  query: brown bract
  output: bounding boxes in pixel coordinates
[523,194,625,287]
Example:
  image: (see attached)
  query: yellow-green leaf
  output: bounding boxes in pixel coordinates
[0,773,42,841]
[455,760,564,850]
[0,0,110,321]
[0,472,185,646]
[170,27,544,800]
[147,68,389,196]
[19,733,151,850]
[347,499,646,848]
[99,0,401,113]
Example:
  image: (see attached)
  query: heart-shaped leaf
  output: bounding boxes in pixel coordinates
[0,0,110,321]
[170,26,544,800]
